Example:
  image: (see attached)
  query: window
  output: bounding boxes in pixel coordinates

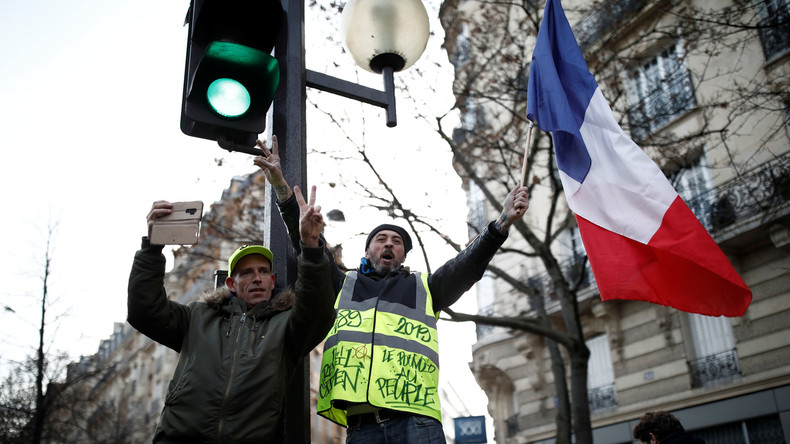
[566,225,593,289]
[453,95,485,144]
[475,275,496,339]
[505,391,520,437]
[453,21,471,69]
[754,0,790,60]
[626,40,696,140]
[687,314,740,387]
[669,155,715,230]
[587,334,617,411]
[784,101,790,141]
[466,176,488,235]
[570,225,587,258]
[461,97,483,131]
[695,414,785,443]
[516,63,530,102]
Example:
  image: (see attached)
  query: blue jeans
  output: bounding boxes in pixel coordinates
[346,414,447,444]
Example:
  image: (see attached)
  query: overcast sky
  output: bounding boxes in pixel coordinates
[0,0,492,432]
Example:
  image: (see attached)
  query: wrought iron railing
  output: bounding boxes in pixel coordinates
[574,0,650,50]
[588,383,618,412]
[526,255,596,307]
[684,153,790,234]
[688,349,741,387]
[757,1,790,60]
[627,66,696,141]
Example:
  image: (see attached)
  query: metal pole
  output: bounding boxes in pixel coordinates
[266,2,401,441]
[271,0,308,442]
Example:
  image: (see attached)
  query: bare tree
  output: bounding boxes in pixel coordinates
[0,224,146,443]
[0,222,72,443]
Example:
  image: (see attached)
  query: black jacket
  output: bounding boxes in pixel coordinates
[127,237,335,443]
[660,431,706,443]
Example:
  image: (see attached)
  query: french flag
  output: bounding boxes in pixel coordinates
[526,0,752,317]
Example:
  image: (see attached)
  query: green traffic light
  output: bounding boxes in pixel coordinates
[207,78,251,118]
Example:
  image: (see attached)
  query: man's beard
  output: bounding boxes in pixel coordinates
[372,249,401,274]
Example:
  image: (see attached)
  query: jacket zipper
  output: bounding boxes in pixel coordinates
[247,316,258,357]
[216,309,246,441]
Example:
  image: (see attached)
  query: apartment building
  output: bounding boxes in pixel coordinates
[440,0,790,442]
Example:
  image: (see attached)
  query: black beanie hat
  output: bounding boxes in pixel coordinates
[365,224,413,253]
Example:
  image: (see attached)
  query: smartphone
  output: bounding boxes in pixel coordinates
[150,201,204,245]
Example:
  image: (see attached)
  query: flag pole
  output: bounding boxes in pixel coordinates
[520,121,534,188]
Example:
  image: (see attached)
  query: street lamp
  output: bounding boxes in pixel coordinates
[343,0,430,73]
[266,1,430,442]
[341,0,430,126]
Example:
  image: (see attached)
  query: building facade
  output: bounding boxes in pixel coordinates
[440,0,790,442]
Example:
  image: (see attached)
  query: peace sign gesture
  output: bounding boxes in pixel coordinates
[294,185,323,248]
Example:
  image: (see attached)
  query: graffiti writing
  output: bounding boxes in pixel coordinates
[333,309,362,333]
[393,316,432,342]
[374,370,437,407]
[396,350,436,373]
[319,344,370,398]
[320,362,364,398]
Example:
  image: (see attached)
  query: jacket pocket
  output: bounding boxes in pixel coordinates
[164,353,195,405]
[245,318,271,358]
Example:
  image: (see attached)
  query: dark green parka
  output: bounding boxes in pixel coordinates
[127,237,335,443]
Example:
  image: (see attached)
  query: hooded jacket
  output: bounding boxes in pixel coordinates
[127,237,335,443]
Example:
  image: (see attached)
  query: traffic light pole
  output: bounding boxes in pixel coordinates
[266,1,400,442]
[270,0,308,442]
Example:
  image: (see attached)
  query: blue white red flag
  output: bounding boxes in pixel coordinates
[526,0,751,316]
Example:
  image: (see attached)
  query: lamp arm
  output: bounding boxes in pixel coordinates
[306,69,397,127]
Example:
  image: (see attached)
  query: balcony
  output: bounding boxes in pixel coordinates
[685,153,790,237]
[757,2,790,60]
[526,255,596,308]
[588,383,618,412]
[574,0,650,51]
[626,65,696,141]
[688,349,741,387]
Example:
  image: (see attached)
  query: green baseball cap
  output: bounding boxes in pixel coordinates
[228,245,274,276]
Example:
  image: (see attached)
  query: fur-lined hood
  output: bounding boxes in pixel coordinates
[201,286,295,313]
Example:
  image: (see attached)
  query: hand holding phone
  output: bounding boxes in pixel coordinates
[150,201,204,245]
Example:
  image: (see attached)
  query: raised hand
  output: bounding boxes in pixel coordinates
[494,185,529,235]
[253,136,293,201]
[504,185,530,223]
[294,185,323,248]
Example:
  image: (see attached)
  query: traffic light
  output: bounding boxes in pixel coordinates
[180,0,282,150]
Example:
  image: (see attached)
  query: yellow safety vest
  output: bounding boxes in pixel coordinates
[317,271,442,426]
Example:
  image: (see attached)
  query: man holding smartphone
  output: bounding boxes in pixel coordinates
[127,187,335,443]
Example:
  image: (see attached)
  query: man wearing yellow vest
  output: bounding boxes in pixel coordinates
[254,136,529,443]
